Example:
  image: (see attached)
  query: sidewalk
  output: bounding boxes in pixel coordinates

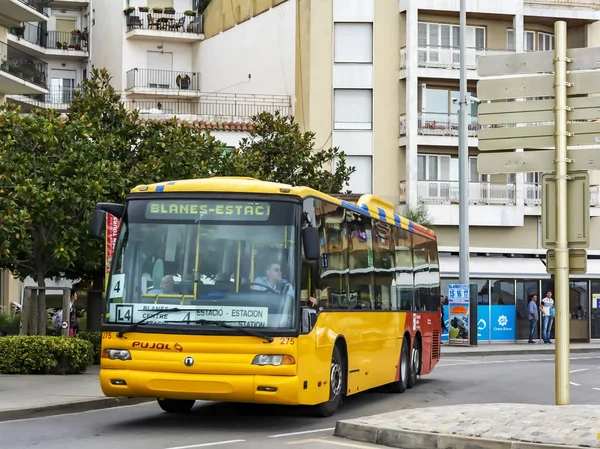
[441,341,600,357]
[334,403,600,449]
[0,365,152,422]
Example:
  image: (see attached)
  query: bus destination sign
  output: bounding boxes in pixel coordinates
[145,200,271,221]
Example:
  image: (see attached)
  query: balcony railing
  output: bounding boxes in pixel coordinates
[10,23,88,51]
[399,181,600,208]
[122,93,292,121]
[125,8,203,34]
[399,113,480,137]
[126,68,201,91]
[524,183,600,207]
[400,46,515,70]
[0,40,47,88]
[526,0,600,7]
[7,87,78,112]
[15,0,47,14]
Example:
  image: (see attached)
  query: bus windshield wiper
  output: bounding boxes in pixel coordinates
[116,307,197,339]
[164,319,274,343]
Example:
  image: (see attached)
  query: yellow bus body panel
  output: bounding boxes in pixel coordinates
[100,312,408,406]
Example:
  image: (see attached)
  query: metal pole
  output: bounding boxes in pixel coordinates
[553,20,570,405]
[458,0,470,294]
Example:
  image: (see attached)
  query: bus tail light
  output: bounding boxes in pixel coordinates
[103,349,132,361]
[251,354,295,366]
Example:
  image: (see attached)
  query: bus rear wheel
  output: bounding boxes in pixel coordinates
[407,337,420,389]
[388,337,409,394]
[311,345,344,417]
[157,398,196,414]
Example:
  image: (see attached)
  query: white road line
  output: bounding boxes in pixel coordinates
[592,388,600,391]
[438,355,600,368]
[269,428,335,438]
[165,440,245,449]
[570,382,581,386]
[570,368,590,374]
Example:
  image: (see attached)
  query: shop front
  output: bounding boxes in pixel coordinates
[439,255,600,344]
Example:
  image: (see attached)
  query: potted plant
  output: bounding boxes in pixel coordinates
[163,7,175,14]
[71,29,80,36]
[123,6,135,15]
[56,42,63,49]
[184,10,196,16]
[152,7,163,13]
[139,6,149,12]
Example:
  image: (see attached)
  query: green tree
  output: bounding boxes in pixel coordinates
[399,202,433,228]
[229,111,355,194]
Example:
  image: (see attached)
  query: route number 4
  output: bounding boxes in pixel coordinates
[109,274,125,299]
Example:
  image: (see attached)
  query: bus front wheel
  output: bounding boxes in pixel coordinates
[311,345,345,417]
[157,398,196,414]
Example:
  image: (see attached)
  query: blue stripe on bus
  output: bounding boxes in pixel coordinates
[341,200,367,216]
[393,214,401,227]
[377,207,386,222]
[408,220,415,232]
[156,185,165,192]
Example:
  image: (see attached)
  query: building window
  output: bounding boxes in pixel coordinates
[418,22,485,65]
[538,32,555,51]
[507,29,547,52]
[419,86,478,125]
[418,154,450,181]
[334,23,373,63]
[333,89,372,130]
[345,155,372,194]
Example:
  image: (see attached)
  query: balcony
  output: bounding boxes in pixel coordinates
[0,0,47,28]
[399,113,480,147]
[524,183,600,208]
[9,23,88,58]
[400,46,514,79]
[0,40,48,95]
[122,93,293,122]
[7,86,78,112]
[400,181,516,206]
[125,8,203,43]
[525,0,599,8]
[125,68,202,97]
[45,0,89,7]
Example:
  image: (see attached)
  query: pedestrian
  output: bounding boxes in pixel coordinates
[540,290,555,344]
[528,294,539,343]
[52,289,79,337]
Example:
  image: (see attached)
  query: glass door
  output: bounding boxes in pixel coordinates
[516,280,540,340]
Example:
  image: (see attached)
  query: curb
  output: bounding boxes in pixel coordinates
[334,421,585,449]
[0,397,155,422]
[441,347,600,358]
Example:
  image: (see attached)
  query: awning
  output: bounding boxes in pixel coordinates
[439,256,600,280]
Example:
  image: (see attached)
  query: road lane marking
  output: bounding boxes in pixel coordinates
[438,355,600,367]
[570,382,581,386]
[592,388,600,391]
[570,368,590,373]
[165,440,245,449]
[269,428,335,438]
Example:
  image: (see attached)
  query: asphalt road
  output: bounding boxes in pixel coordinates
[2,352,600,449]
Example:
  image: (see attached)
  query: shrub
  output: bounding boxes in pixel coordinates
[0,336,94,374]
[79,331,102,365]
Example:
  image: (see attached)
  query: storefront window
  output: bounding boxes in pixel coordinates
[590,281,600,339]
[516,280,539,340]
[489,280,516,341]
[569,281,589,342]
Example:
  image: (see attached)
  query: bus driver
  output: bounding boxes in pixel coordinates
[252,262,318,308]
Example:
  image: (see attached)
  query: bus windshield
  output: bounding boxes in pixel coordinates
[105,197,300,332]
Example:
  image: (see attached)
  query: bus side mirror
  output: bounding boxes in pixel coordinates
[89,209,106,239]
[302,226,320,261]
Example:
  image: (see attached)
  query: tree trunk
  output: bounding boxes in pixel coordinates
[86,272,104,332]
[29,289,39,335]
[37,272,46,336]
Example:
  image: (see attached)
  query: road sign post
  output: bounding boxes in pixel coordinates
[476,22,600,406]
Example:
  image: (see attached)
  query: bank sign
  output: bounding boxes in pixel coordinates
[442,304,516,342]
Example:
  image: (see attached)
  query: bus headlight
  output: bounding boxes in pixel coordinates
[252,354,295,366]
[102,349,132,361]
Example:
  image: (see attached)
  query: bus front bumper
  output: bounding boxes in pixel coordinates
[100,369,301,405]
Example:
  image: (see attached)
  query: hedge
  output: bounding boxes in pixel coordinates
[79,331,102,365]
[0,336,94,374]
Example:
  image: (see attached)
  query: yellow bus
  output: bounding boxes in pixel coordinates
[89,177,442,417]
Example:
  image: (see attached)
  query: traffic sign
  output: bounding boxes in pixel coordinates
[477,46,600,77]
[477,148,600,175]
[478,122,600,151]
[478,96,600,126]
[477,70,599,101]
[546,249,588,275]
[541,170,590,250]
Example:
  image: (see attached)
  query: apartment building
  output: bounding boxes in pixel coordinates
[6,0,90,112]
[0,0,50,312]
[197,0,600,343]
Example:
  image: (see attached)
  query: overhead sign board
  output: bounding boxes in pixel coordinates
[541,170,590,250]
[478,148,600,174]
[477,46,600,77]
[478,122,600,151]
[546,249,588,275]
[477,71,600,101]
